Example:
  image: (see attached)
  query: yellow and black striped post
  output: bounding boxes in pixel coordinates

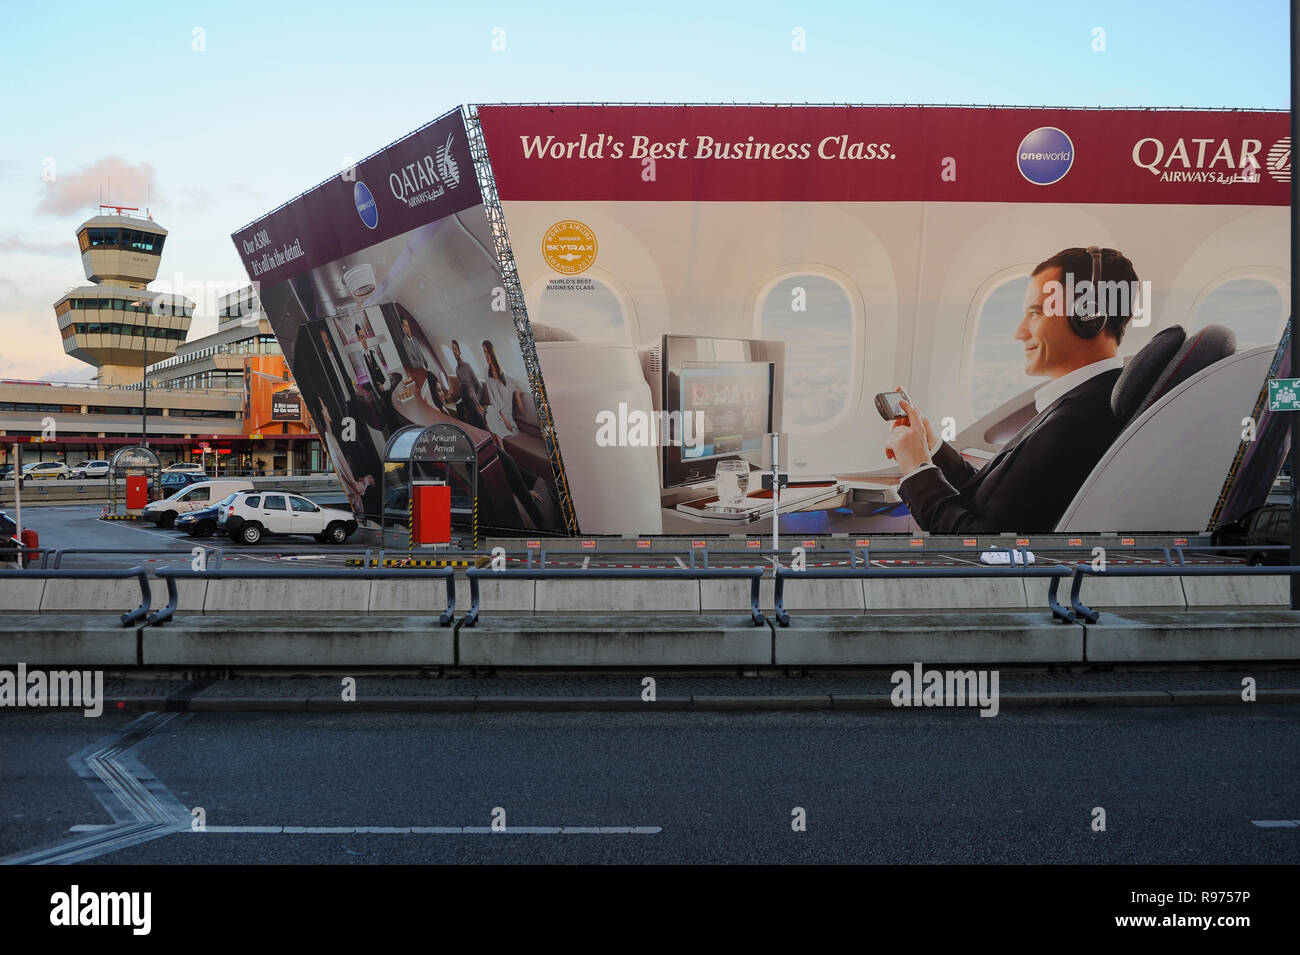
[472,495,478,550]
[408,490,414,554]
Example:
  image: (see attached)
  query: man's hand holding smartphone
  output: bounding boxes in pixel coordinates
[879,387,939,475]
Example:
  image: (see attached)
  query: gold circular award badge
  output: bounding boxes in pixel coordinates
[542,220,597,274]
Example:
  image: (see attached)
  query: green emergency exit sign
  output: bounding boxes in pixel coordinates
[1268,378,1300,412]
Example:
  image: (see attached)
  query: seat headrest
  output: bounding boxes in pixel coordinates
[1133,324,1237,419]
[1111,325,1185,422]
[530,323,580,342]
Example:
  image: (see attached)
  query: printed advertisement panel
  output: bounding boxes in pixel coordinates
[232,109,568,531]
[477,105,1291,535]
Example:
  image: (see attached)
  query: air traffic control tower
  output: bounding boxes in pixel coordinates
[52,206,195,385]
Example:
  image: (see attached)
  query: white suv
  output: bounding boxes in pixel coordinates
[222,491,357,545]
[21,461,72,481]
[70,460,110,479]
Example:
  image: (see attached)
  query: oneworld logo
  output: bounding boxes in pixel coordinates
[1017,126,1074,186]
[354,181,379,230]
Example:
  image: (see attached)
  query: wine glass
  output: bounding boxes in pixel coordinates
[715,459,750,506]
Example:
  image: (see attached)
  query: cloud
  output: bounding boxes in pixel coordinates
[0,233,77,256]
[35,157,160,217]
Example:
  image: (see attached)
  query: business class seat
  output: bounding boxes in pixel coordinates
[1055,324,1265,532]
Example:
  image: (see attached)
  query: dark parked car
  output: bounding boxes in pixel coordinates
[0,510,35,565]
[0,464,13,481]
[158,471,205,494]
[1210,504,1291,564]
[174,492,243,538]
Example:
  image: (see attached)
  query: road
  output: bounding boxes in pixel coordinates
[2,704,1296,864]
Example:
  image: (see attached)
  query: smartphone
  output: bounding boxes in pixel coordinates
[874,389,909,421]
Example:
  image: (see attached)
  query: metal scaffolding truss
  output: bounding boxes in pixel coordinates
[462,104,579,536]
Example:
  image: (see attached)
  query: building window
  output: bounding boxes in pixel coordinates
[755,271,858,432]
[530,275,632,343]
[968,274,1033,420]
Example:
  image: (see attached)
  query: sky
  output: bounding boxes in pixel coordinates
[0,0,1290,380]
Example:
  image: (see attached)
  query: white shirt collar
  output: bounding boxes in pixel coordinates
[1033,356,1124,412]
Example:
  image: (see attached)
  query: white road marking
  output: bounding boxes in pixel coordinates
[187,825,662,834]
[4,712,192,865]
[1251,820,1300,827]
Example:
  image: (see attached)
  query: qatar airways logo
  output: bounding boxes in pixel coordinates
[1131,136,1268,183]
[388,133,462,209]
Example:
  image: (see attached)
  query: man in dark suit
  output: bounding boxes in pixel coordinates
[887,247,1140,533]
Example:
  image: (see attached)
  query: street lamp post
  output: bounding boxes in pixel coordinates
[130,300,148,448]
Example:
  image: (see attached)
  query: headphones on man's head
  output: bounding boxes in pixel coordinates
[1069,245,1110,339]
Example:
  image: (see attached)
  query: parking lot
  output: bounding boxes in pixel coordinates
[8,503,390,570]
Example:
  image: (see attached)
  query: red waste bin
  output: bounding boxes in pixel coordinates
[19,528,37,568]
[126,475,148,510]
[413,484,451,545]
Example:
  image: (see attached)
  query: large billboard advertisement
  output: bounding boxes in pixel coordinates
[240,105,1291,537]
[232,109,569,531]
[475,104,1291,536]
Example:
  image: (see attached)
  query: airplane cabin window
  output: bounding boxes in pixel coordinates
[970,275,1033,420]
[1192,278,1285,349]
[756,273,855,432]
[532,276,629,343]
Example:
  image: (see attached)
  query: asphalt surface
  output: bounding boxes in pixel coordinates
[2,702,1297,864]
[14,503,380,569]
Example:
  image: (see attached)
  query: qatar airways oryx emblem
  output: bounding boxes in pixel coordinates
[1266,137,1291,183]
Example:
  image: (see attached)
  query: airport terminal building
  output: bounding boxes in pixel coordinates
[1,209,323,475]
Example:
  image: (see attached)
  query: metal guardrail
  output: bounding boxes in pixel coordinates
[463,566,767,627]
[773,551,1300,626]
[0,565,152,625]
[773,565,1077,626]
[151,566,456,627]
[1062,563,1300,624]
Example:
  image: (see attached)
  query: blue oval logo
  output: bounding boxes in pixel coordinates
[354,181,379,229]
[1016,127,1074,186]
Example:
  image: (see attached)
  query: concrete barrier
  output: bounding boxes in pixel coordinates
[0,578,46,613]
[457,614,771,666]
[369,578,533,614]
[1180,575,1288,608]
[0,614,139,665]
[39,577,169,615]
[774,612,1083,665]
[202,578,370,614]
[533,579,701,614]
[1025,575,1186,611]
[1085,610,1300,662]
[862,577,1029,611]
[701,577,865,613]
[142,614,454,666]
